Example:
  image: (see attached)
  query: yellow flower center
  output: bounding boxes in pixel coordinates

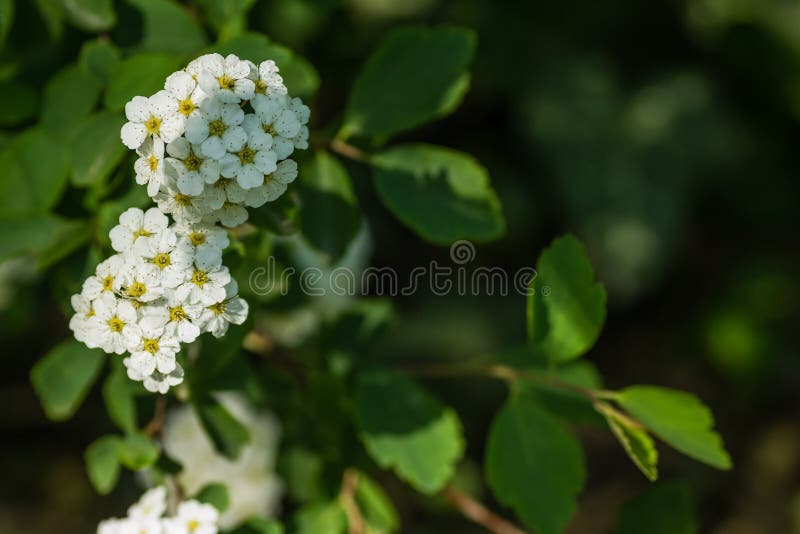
[218,75,236,90]
[148,154,159,172]
[169,306,186,321]
[254,79,267,94]
[214,178,232,189]
[145,116,161,135]
[178,98,195,116]
[153,253,171,269]
[237,146,255,165]
[208,119,227,137]
[184,152,202,171]
[210,301,226,315]
[107,317,124,333]
[86,307,95,318]
[191,270,208,287]
[133,228,152,240]
[143,338,160,354]
[126,281,147,298]
[189,232,206,246]
[174,194,193,206]
[187,520,200,532]
[102,275,114,292]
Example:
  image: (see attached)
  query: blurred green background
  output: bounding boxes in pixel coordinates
[1,0,800,532]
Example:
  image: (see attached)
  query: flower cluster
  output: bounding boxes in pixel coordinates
[68,53,310,393]
[97,486,219,534]
[121,53,308,227]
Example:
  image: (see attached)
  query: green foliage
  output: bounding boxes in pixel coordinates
[195,0,257,40]
[0,215,88,266]
[371,144,504,244]
[354,472,400,533]
[0,81,38,126]
[42,64,103,139]
[79,39,121,84]
[62,0,116,32]
[194,483,230,512]
[232,518,285,534]
[294,502,348,534]
[105,53,182,110]
[527,235,607,362]
[616,386,732,470]
[485,390,586,534]
[128,0,207,55]
[30,340,104,421]
[195,396,251,459]
[102,361,138,433]
[600,405,659,481]
[342,26,475,139]
[68,112,127,187]
[85,435,122,495]
[355,369,464,494]
[617,481,697,534]
[117,432,159,470]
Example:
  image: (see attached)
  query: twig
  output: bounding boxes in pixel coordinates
[339,469,365,534]
[330,138,369,162]
[143,396,167,438]
[443,485,527,534]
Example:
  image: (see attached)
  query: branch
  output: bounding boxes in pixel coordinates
[339,469,365,534]
[143,396,167,438]
[443,485,528,534]
[330,138,369,162]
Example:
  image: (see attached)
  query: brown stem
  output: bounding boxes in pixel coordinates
[330,138,369,162]
[443,485,528,534]
[143,396,167,438]
[339,469,364,534]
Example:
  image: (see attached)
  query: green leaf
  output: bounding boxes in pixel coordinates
[485,392,585,534]
[617,481,697,534]
[0,0,14,52]
[355,473,400,533]
[211,32,319,100]
[232,518,284,534]
[300,151,360,261]
[280,447,325,504]
[294,502,348,534]
[30,340,104,421]
[371,143,504,244]
[616,386,732,470]
[194,0,256,40]
[194,483,229,513]
[105,53,182,111]
[103,361,137,433]
[527,235,607,362]
[0,129,69,216]
[0,81,38,126]
[85,435,122,495]
[42,64,103,139]
[69,112,127,187]
[342,26,475,139]
[79,39,121,84]
[0,215,88,266]
[117,432,159,470]
[195,396,251,459]
[598,404,658,481]
[33,0,65,41]
[355,369,464,494]
[128,0,206,55]
[62,0,115,32]
[248,191,302,236]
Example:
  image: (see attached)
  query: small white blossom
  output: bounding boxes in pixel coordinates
[121,93,183,151]
[180,259,231,306]
[176,223,229,270]
[125,319,180,377]
[82,254,127,300]
[162,501,219,534]
[134,228,194,289]
[109,208,170,254]
[134,137,167,197]
[166,137,220,196]
[219,129,277,189]
[196,53,255,104]
[198,279,248,338]
[185,98,247,160]
[87,292,140,355]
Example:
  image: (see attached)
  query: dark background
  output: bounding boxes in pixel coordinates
[1,0,799,532]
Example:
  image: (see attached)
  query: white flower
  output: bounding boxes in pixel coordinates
[165,69,207,119]
[134,137,167,197]
[142,364,185,394]
[128,486,168,521]
[198,279,248,338]
[175,223,229,270]
[251,94,307,159]
[154,174,211,224]
[125,319,181,376]
[69,293,95,345]
[244,159,297,207]
[185,98,247,160]
[162,501,219,534]
[109,208,169,254]
[179,259,231,306]
[196,53,255,104]
[117,262,164,303]
[134,228,194,289]
[86,293,140,354]
[219,129,277,189]
[210,202,248,228]
[159,285,203,343]
[120,92,184,151]
[97,517,142,534]
[254,60,287,97]
[82,254,127,300]
[162,392,283,529]
[166,137,220,196]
